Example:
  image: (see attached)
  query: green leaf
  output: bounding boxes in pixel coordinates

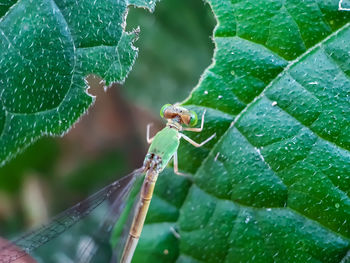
[0,0,156,166]
[128,0,158,11]
[340,0,350,11]
[135,0,350,262]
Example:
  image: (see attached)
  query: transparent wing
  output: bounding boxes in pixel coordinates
[76,173,144,263]
[0,168,143,263]
[111,185,144,263]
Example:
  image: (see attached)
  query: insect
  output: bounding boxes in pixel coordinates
[120,104,215,263]
[0,104,215,263]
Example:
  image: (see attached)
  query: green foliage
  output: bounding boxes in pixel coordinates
[134,1,350,262]
[2,0,350,262]
[340,0,350,10]
[0,137,58,193]
[0,0,155,166]
[124,0,215,112]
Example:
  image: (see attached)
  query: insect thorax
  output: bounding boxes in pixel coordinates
[143,153,163,173]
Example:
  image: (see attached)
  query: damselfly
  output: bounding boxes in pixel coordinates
[0,104,215,263]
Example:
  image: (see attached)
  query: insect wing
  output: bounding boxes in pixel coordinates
[0,169,142,263]
[110,175,144,263]
[75,171,144,263]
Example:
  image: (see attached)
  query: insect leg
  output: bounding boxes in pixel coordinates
[146,123,155,144]
[180,132,216,147]
[173,151,185,176]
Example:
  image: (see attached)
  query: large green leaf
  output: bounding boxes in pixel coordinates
[0,0,158,166]
[133,1,350,262]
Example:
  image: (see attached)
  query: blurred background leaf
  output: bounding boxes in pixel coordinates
[124,0,215,112]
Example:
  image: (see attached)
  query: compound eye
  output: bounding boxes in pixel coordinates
[189,110,198,127]
[160,104,172,118]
